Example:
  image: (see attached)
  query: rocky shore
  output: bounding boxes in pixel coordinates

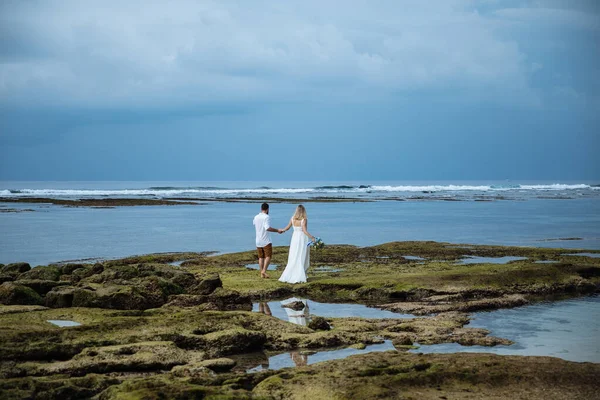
[1,241,599,399]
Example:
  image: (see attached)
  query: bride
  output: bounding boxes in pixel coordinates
[278,205,316,284]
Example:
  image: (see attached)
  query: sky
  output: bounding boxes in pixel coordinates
[0,0,599,181]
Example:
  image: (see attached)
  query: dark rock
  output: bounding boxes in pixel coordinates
[71,286,152,310]
[392,335,414,347]
[91,263,104,275]
[14,279,69,296]
[205,288,252,311]
[203,329,267,357]
[165,288,252,311]
[199,358,236,372]
[0,275,15,284]
[170,271,198,289]
[190,274,222,295]
[18,266,62,281]
[1,263,31,274]
[308,316,331,331]
[60,264,87,275]
[0,282,43,305]
[171,364,214,378]
[281,301,306,311]
[45,286,79,308]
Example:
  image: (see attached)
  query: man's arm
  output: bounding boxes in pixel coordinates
[265,216,284,233]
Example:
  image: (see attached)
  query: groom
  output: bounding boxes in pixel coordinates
[253,203,284,278]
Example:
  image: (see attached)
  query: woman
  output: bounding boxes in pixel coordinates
[278,205,316,284]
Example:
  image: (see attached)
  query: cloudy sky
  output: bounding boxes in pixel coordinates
[1,0,599,181]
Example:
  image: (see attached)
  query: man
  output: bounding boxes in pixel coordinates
[253,203,283,278]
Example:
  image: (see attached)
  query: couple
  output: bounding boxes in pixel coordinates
[253,202,316,283]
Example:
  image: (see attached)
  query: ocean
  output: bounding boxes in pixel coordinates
[1,180,599,266]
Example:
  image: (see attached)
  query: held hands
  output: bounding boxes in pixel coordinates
[278,229,285,234]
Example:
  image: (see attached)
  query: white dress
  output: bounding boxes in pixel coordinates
[278,219,310,284]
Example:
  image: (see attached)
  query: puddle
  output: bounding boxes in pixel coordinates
[47,320,82,327]
[458,256,528,264]
[253,297,415,323]
[245,263,279,271]
[534,260,559,264]
[247,340,396,372]
[411,295,600,363]
[168,260,190,267]
[563,253,600,259]
[403,256,425,261]
[312,266,343,273]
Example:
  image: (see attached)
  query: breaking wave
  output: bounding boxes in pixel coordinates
[0,183,597,198]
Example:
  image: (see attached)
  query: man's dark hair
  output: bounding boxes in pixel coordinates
[261,203,269,211]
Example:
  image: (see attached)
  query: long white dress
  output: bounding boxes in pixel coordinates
[278,219,310,284]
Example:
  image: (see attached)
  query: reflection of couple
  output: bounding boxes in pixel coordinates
[253,203,316,282]
[282,298,310,325]
[256,299,310,368]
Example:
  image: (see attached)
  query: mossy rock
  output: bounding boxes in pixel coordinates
[308,316,331,331]
[203,328,267,357]
[45,286,78,308]
[13,279,68,296]
[70,286,154,310]
[60,263,88,275]
[171,364,214,378]
[198,357,236,372]
[392,334,414,347]
[0,282,43,305]
[18,266,62,281]
[0,374,120,400]
[36,342,189,377]
[94,377,230,400]
[1,263,31,275]
[189,274,222,295]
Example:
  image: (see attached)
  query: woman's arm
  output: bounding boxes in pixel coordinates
[302,219,315,241]
[282,218,293,232]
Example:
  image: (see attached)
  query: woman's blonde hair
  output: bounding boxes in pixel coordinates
[293,204,307,220]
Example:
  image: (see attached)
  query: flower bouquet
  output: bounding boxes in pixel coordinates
[307,237,325,250]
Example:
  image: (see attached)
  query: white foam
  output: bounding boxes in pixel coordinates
[0,188,315,197]
[0,183,594,197]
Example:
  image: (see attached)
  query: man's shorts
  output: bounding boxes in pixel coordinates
[256,243,273,259]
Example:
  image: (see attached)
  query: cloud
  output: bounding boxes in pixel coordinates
[0,0,594,110]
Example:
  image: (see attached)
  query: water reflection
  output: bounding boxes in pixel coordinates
[281,298,310,326]
[290,351,308,366]
[252,298,415,321]
[257,302,272,316]
[246,341,396,372]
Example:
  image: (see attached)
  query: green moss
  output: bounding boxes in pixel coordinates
[0,283,43,306]
[18,266,62,281]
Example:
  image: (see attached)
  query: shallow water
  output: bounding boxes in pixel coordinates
[253,297,416,323]
[312,265,343,273]
[412,295,600,363]
[47,320,82,327]
[247,341,396,372]
[245,263,278,271]
[458,256,528,264]
[564,253,600,258]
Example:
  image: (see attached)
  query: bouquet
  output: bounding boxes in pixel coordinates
[308,237,325,250]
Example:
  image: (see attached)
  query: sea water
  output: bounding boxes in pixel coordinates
[1,181,599,265]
